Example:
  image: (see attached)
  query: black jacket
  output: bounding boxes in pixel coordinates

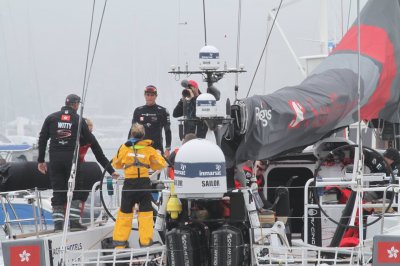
[365,149,399,176]
[129,104,171,152]
[38,106,93,162]
[172,97,208,138]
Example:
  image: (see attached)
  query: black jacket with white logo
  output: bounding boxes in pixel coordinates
[129,104,171,152]
[38,106,92,162]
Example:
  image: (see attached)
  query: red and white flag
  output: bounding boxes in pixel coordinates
[9,245,41,266]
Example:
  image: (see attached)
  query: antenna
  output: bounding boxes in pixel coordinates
[202,0,207,46]
[234,0,242,100]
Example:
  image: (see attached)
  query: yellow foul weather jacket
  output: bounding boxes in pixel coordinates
[112,139,166,178]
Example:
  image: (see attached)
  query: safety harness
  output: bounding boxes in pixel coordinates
[124,144,150,178]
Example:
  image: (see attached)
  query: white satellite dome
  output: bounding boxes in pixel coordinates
[174,138,227,199]
[196,93,217,118]
[199,45,220,70]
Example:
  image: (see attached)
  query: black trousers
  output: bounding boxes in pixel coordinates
[120,178,152,213]
[49,151,85,206]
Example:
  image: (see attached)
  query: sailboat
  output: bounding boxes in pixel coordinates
[2,0,400,265]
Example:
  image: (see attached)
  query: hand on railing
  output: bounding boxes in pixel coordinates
[111,172,120,180]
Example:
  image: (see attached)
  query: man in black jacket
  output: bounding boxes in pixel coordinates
[129,85,172,157]
[37,94,92,232]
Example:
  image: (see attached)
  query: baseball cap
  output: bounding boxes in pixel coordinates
[144,85,157,95]
[384,148,400,162]
[188,80,198,89]
[65,94,81,105]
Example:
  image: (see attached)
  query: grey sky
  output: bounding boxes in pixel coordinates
[0,0,366,147]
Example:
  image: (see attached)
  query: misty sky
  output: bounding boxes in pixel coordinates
[0,0,366,148]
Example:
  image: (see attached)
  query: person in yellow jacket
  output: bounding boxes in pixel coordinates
[111,123,166,248]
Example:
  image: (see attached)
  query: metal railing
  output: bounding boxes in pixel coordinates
[0,189,48,238]
[67,245,166,265]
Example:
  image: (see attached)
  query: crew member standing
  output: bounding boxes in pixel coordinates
[37,94,92,232]
[129,85,172,157]
[112,123,166,248]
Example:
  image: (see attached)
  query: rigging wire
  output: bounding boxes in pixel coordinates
[340,0,343,38]
[262,17,271,94]
[177,0,181,66]
[26,0,44,119]
[355,0,366,263]
[82,0,109,102]
[59,0,108,264]
[245,0,283,98]
[80,0,97,103]
[346,0,352,32]
[202,0,207,46]
[234,0,242,100]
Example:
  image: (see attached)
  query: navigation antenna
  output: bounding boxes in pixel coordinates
[169,0,246,98]
[202,0,207,46]
[234,0,242,101]
[169,0,246,143]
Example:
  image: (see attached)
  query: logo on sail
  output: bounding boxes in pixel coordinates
[288,100,305,128]
[255,107,272,127]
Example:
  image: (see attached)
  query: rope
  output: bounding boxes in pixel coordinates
[246,0,283,98]
[60,0,109,264]
[346,0,352,32]
[83,0,109,101]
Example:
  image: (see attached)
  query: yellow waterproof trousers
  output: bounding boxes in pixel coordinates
[138,211,154,246]
[112,210,154,246]
[112,210,133,247]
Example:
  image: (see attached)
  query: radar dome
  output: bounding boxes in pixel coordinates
[174,139,227,199]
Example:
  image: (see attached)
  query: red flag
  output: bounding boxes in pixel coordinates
[61,114,71,121]
[377,241,400,263]
[9,245,41,266]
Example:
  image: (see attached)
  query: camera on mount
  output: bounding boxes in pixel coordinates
[182,88,193,100]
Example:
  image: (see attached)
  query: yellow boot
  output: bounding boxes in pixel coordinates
[112,210,133,248]
[138,211,154,246]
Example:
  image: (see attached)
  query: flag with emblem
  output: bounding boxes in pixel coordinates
[222,0,400,163]
[2,239,46,266]
[61,114,71,121]
[9,245,41,265]
[373,236,400,265]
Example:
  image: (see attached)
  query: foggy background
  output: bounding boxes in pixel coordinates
[0,0,367,155]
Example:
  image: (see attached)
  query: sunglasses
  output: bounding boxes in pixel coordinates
[257,165,266,172]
